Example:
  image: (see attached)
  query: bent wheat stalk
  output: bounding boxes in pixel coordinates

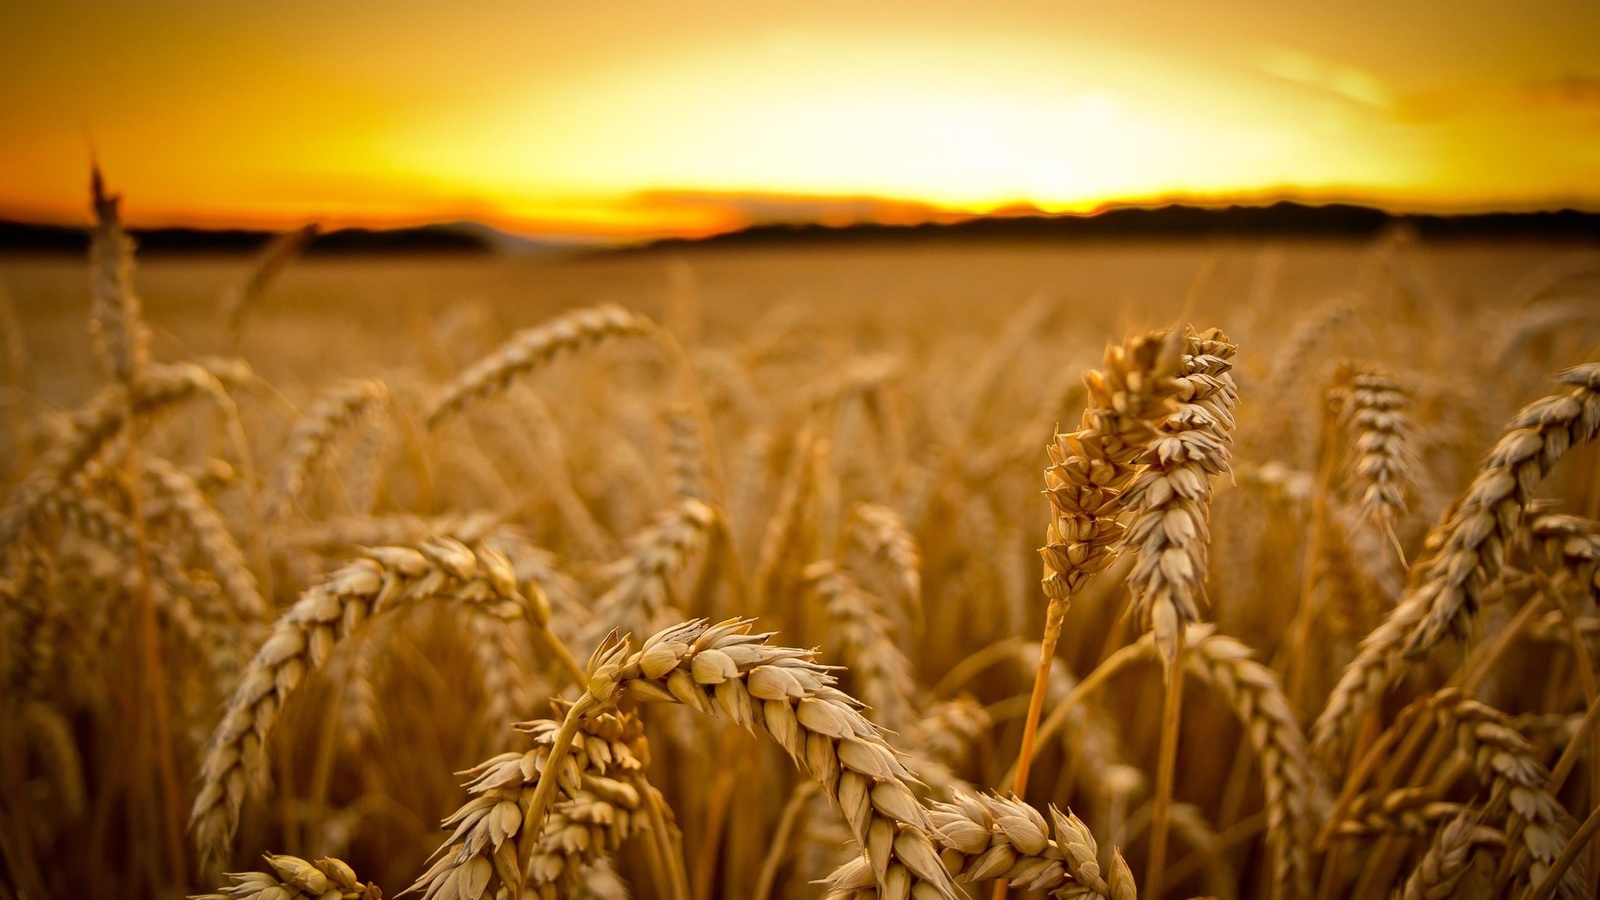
[1314,363,1600,765]
[425,304,657,426]
[190,537,530,872]
[526,618,962,900]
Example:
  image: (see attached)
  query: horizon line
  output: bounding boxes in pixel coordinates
[4,187,1600,245]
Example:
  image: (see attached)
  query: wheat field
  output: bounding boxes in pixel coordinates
[3,184,1600,900]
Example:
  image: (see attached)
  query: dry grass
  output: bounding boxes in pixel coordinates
[4,186,1600,900]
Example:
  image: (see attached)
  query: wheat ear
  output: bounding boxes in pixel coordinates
[1332,365,1416,535]
[189,537,527,872]
[1332,787,1467,838]
[0,358,251,548]
[409,708,653,900]
[1529,513,1600,602]
[221,223,319,350]
[1398,810,1491,900]
[143,456,265,620]
[665,405,711,501]
[1314,363,1600,763]
[584,497,719,645]
[825,794,1135,900]
[425,304,656,426]
[190,854,379,899]
[805,560,918,732]
[1012,329,1182,806]
[846,502,923,635]
[267,378,389,521]
[1122,327,1238,660]
[88,168,149,387]
[1180,625,1322,899]
[540,618,962,900]
[1432,689,1583,898]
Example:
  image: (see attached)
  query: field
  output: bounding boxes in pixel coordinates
[3,217,1600,900]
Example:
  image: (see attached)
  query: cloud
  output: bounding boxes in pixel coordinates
[1253,46,1394,109]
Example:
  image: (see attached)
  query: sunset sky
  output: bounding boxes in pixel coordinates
[2,1,1598,240]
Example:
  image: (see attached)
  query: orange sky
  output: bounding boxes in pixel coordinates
[1,1,1598,240]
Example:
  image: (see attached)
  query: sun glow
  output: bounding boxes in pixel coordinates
[1,2,1597,239]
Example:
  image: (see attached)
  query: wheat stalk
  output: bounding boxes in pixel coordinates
[543,617,963,900]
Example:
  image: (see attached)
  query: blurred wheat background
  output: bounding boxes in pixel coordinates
[2,173,1598,900]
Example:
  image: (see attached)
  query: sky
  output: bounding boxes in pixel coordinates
[1,1,1598,240]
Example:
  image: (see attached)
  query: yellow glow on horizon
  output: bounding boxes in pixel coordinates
[1,2,1597,239]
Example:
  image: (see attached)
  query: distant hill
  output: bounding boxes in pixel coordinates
[7,201,1599,257]
[624,201,1600,252]
[0,220,565,255]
